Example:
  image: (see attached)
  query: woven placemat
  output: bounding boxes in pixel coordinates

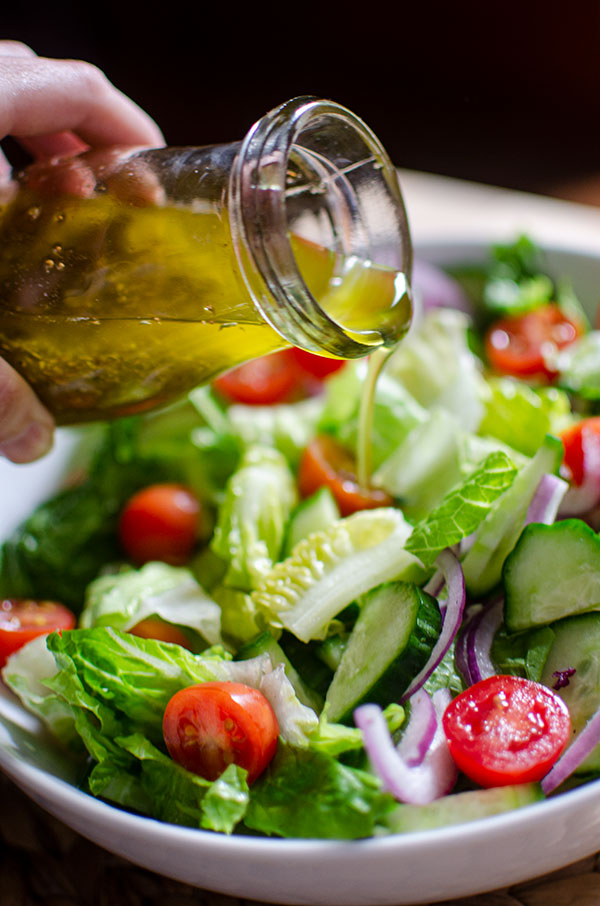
[2,772,599,906]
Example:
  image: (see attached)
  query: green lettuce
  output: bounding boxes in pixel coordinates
[317,363,427,472]
[80,561,222,649]
[244,742,393,839]
[405,450,518,568]
[211,445,297,591]
[557,332,600,401]
[385,308,486,432]
[479,377,572,457]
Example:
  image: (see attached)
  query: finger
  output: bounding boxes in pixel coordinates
[0,56,164,149]
[17,130,89,160]
[0,360,55,463]
[0,40,37,59]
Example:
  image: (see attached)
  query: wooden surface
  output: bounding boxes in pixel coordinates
[2,771,600,906]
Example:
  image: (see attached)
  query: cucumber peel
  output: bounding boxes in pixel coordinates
[385,783,543,833]
[504,519,600,632]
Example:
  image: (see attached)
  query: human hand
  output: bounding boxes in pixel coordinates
[0,40,164,463]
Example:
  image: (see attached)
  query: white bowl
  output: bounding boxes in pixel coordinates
[1,239,600,906]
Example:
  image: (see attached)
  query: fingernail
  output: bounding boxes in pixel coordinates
[0,421,54,463]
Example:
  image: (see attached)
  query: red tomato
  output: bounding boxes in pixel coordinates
[213,350,301,405]
[119,483,201,566]
[298,435,393,517]
[290,348,347,380]
[484,303,582,380]
[129,617,193,650]
[442,674,571,787]
[559,417,600,485]
[0,598,76,667]
[163,681,279,784]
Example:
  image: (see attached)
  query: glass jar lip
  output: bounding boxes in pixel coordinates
[228,96,413,357]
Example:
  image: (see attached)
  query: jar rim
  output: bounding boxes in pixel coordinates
[228,96,413,357]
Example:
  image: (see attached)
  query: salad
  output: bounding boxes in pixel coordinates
[1,235,600,840]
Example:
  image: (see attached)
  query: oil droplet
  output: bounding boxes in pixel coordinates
[44,259,55,271]
[55,212,66,223]
[56,261,65,271]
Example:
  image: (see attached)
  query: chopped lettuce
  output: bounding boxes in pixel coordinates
[227,397,322,467]
[252,508,420,642]
[211,446,297,591]
[318,363,427,472]
[244,742,393,839]
[385,308,486,433]
[405,450,518,569]
[557,331,600,401]
[479,378,572,457]
[80,561,222,647]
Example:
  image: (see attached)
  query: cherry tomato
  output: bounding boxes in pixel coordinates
[290,348,347,380]
[298,435,393,517]
[442,674,571,787]
[0,598,76,667]
[484,303,582,380]
[213,350,302,405]
[119,483,201,566]
[163,681,279,784]
[559,417,600,485]
[129,617,193,650]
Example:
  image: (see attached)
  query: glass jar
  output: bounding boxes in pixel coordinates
[0,96,413,424]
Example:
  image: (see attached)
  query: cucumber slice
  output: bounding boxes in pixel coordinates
[252,508,423,643]
[540,612,600,771]
[461,433,563,597]
[284,487,340,556]
[504,519,600,632]
[325,582,441,723]
[386,783,543,833]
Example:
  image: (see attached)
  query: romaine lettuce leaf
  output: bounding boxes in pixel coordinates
[557,331,600,401]
[318,363,427,472]
[211,445,297,591]
[80,561,222,648]
[405,450,518,568]
[479,377,572,457]
[227,397,322,467]
[244,742,393,839]
[117,733,249,832]
[385,308,486,433]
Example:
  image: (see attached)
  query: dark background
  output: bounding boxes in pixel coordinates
[3,1,600,199]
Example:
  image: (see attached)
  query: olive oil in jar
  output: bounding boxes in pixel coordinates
[0,97,414,424]
[0,192,288,423]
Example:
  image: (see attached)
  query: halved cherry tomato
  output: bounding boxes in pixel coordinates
[559,417,600,485]
[119,483,201,566]
[129,617,193,650]
[163,681,279,784]
[484,303,583,380]
[0,598,76,667]
[442,674,571,787]
[298,435,393,517]
[290,348,347,380]
[213,350,301,405]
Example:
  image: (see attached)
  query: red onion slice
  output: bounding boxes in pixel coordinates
[400,549,465,702]
[355,693,457,804]
[466,596,504,684]
[396,688,438,767]
[455,610,475,687]
[559,427,600,517]
[412,259,473,315]
[526,473,568,525]
[541,706,600,794]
